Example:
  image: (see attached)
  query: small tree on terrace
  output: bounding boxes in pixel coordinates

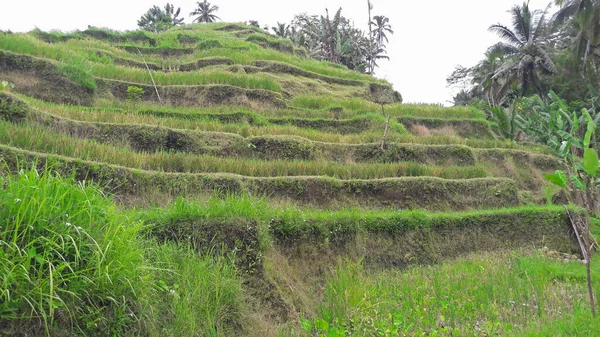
[369,83,402,149]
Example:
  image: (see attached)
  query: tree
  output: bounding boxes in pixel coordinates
[247,20,260,28]
[553,0,600,63]
[271,22,290,38]
[138,3,184,32]
[370,15,394,47]
[190,0,220,24]
[165,3,184,26]
[367,0,374,74]
[369,83,402,149]
[489,2,557,98]
[471,44,513,106]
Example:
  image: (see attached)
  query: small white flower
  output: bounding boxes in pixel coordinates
[66,222,72,227]
[76,226,82,231]
[14,198,22,203]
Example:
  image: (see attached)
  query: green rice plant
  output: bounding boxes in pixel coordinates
[0,33,281,92]
[6,93,552,152]
[291,95,487,119]
[91,63,282,91]
[0,121,487,180]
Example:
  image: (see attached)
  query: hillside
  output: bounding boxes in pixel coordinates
[0,23,598,336]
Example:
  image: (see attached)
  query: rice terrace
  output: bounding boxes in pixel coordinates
[1,0,600,336]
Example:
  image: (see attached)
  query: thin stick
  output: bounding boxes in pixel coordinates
[565,206,587,259]
[564,206,596,317]
[120,33,161,102]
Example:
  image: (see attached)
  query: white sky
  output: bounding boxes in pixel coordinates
[0,0,555,105]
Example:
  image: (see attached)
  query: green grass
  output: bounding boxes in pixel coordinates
[0,121,488,180]
[291,95,487,119]
[0,168,149,335]
[0,34,281,92]
[302,250,599,336]
[16,95,551,151]
[0,168,245,336]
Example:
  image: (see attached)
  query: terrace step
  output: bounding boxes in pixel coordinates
[400,116,496,139]
[0,144,520,211]
[143,204,574,269]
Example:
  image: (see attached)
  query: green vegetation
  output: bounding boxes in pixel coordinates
[0,168,244,336]
[1,9,596,336]
[304,250,600,336]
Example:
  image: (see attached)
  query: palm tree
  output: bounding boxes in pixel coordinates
[471,43,513,106]
[553,0,600,63]
[370,15,394,47]
[190,0,220,23]
[271,22,289,38]
[489,2,557,98]
[165,3,184,26]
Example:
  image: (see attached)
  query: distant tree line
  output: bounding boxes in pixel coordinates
[136,1,393,74]
[263,3,393,74]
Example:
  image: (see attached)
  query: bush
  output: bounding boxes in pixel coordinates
[126,85,144,103]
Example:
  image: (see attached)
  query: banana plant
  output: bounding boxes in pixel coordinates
[545,107,597,317]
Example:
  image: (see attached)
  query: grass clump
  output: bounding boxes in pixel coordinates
[0,168,148,335]
[0,167,245,336]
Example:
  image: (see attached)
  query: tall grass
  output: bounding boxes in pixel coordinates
[144,245,243,336]
[0,168,148,335]
[304,251,599,336]
[291,95,487,119]
[0,167,246,336]
[0,121,487,180]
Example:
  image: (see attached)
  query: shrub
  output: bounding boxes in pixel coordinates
[126,85,144,103]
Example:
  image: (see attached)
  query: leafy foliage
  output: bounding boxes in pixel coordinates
[126,85,144,103]
[138,3,184,32]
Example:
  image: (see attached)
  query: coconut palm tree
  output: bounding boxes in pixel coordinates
[370,15,394,47]
[271,22,290,38]
[471,43,514,106]
[489,2,557,98]
[553,0,600,63]
[190,0,220,23]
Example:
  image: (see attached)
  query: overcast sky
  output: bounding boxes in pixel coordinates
[0,0,555,105]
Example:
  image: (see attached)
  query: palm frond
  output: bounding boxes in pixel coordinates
[489,24,523,47]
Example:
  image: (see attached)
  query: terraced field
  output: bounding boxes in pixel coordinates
[1,23,597,336]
